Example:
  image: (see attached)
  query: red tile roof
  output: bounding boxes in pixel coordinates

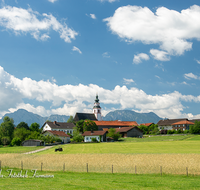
[82,131,106,136]
[172,120,194,125]
[94,120,138,126]
[140,123,154,127]
[43,130,70,137]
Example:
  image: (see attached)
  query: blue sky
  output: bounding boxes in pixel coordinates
[0,0,200,120]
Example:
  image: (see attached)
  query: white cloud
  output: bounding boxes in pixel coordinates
[102,52,110,58]
[150,49,170,61]
[184,73,199,80]
[133,53,149,64]
[0,66,200,119]
[104,5,200,57]
[195,59,200,64]
[0,6,78,43]
[123,78,134,85]
[90,14,96,19]
[99,0,118,3]
[48,0,58,3]
[72,46,82,54]
[155,75,160,79]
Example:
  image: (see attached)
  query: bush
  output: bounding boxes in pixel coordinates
[184,130,189,134]
[91,138,98,143]
[167,130,174,134]
[11,137,22,146]
[1,136,10,145]
[160,130,167,134]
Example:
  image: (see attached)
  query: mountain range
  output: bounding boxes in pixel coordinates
[0,109,162,127]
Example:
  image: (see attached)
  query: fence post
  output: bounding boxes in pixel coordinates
[41,162,43,171]
[63,163,65,172]
[135,165,137,174]
[86,163,88,173]
[21,161,23,170]
[112,165,113,174]
[160,166,162,176]
[186,167,188,176]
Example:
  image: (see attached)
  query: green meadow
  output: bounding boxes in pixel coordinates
[0,170,200,190]
[37,135,200,154]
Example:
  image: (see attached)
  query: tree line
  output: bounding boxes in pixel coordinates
[0,116,62,146]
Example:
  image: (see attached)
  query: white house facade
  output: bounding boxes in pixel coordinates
[42,121,75,135]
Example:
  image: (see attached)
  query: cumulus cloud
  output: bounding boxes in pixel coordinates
[150,49,170,61]
[0,66,200,119]
[72,46,82,54]
[184,73,199,80]
[90,14,96,19]
[123,78,134,85]
[133,53,149,64]
[0,5,78,42]
[104,5,200,58]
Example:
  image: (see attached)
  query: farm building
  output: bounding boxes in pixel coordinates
[42,130,71,143]
[93,120,138,131]
[116,126,143,138]
[42,121,75,135]
[22,139,44,146]
[82,130,107,142]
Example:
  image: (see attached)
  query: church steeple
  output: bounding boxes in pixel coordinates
[93,94,102,121]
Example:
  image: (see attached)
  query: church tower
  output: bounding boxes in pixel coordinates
[93,94,102,121]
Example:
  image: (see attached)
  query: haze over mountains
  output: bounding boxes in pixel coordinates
[0,109,162,127]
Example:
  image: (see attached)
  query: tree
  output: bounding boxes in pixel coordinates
[16,122,29,130]
[71,127,84,142]
[138,125,148,134]
[0,116,15,141]
[67,116,74,123]
[29,122,40,132]
[83,120,98,132]
[13,128,31,142]
[1,136,10,145]
[11,137,22,146]
[76,120,84,133]
[189,121,200,134]
[107,128,120,141]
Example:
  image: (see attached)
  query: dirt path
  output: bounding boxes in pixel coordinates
[23,146,53,154]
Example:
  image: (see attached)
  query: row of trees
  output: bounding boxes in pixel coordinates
[0,116,62,146]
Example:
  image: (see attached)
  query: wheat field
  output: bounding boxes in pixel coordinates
[1,153,200,175]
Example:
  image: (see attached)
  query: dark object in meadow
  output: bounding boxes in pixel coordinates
[55,148,63,152]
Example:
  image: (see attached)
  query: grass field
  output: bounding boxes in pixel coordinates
[0,146,43,154]
[0,170,200,190]
[1,135,200,176]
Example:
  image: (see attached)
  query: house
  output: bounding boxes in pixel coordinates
[42,121,75,135]
[22,139,44,146]
[73,113,98,122]
[82,130,107,142]
[42,130,71,143]
[171,120,194,131]
[157,118,188,131]
[116,127,143,138]
[93,120,138,131]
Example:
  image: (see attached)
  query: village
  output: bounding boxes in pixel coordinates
[10,94,198,147]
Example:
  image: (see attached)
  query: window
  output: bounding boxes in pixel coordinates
[86,137,88,140]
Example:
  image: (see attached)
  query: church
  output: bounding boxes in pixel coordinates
[73,94,102,122]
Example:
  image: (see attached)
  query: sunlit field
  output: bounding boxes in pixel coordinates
[1,135,200,175]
